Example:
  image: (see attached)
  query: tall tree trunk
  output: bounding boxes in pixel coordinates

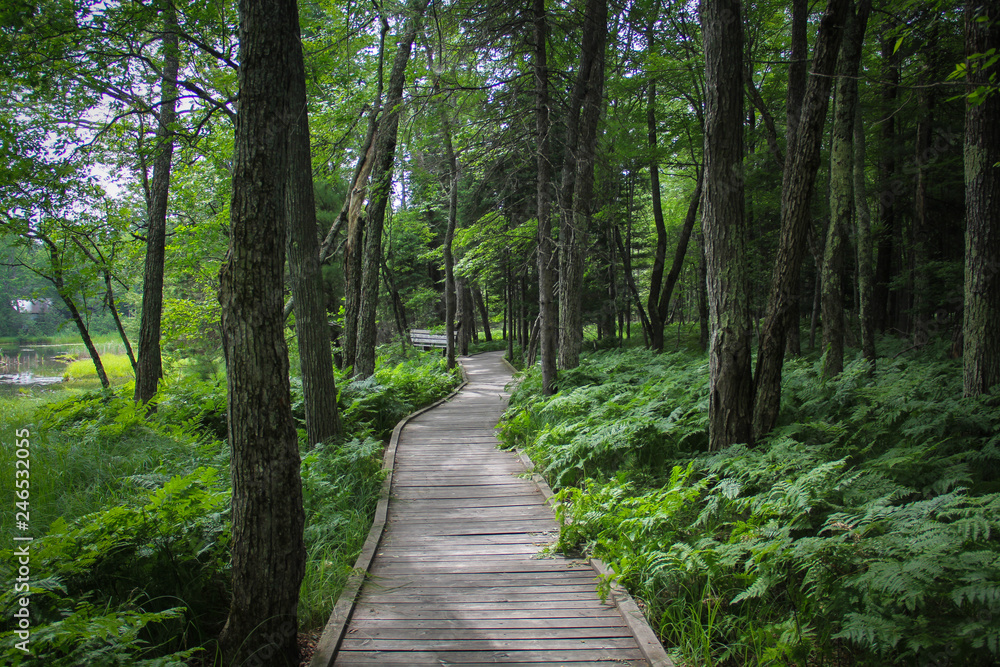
[647,74,668,349]
[701,0,754,450]
[342,143,375,373]
[786,0,808,148]
[534,0,557,393]
[963,0,1000,396]
[855,103,877,366]
[134,4,179,405]
[873,31,900,332]
[652,177,702,352]
[558,0,607,370]
[286,85,342,446]
[217,0,304,662]
[355,0,429,379]
[442,116,459,370]
[912,81,934,344]
[821,0,870,378]
[696,224,709,352]
[753,0,848,441]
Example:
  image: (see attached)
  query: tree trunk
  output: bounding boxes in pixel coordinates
[753,0,848,442]
[217,0,305,663]
[912,81,934,344]
[647,75,668,349]
[134,5,179,405]
[533,0,556,392]
[651,177,702,352]
[342,143,375,373]
[821,0,870,378]
[40,240,111,389]
[286,82,342,446]
[786,0,808,149]
[855,98,877,366]
[442,116,459,371]
[696,224,709,352]
[558,0,607,370]
[474,287,492,341]
[355,0,429,379]
[701,0,754,450]
[963,0,1000,396]
[873,31,900,332]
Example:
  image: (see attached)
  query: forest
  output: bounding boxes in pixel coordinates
[1,0,998,665]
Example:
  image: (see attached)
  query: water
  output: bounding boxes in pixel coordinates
[0,345,107,387]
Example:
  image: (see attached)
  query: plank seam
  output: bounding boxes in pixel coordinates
[308,367,469,667]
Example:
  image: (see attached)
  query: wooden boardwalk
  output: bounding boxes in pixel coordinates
[317,351,667,666]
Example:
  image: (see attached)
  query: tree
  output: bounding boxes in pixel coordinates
[134,3,180,405]
[354,0,430,379]
[753,0,848,442]
[558,0,608,370]
[217,0,306,662]
[962,1,1000,396]
[701,0,753,450]
[534,0,557,394]
[286,55,342,446]
[821,0,870,378]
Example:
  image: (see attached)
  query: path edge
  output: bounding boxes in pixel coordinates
[308,360,469,667]
[503,357,675,667]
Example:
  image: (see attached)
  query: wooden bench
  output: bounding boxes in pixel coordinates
[408,329,454,350]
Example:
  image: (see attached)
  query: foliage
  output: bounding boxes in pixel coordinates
[500,345,1000,666]
[0,468,228,665]
[0,348,461,664]
[297,437,385,629]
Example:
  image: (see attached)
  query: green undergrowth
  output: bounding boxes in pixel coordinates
[498,342,1000,666]
[0,350,460,665]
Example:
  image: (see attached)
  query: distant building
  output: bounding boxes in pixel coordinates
[14,298,54,315]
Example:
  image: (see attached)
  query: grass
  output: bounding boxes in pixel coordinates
[62,353,135,382]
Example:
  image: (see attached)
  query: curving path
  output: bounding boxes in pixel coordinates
[316,351,669,666]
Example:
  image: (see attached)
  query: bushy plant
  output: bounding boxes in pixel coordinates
[502,344,1000,666]
[0,468,229,665]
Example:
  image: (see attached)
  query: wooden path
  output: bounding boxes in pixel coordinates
[313,351,669,666]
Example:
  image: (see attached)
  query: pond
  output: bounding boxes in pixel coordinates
[0,343,124,388]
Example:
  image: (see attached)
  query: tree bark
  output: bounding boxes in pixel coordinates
[821,0,870,378]
[963,0,1000,396]
[696,224,709,352]
[442,112,459,371]
[786,0,808,150]
[355,0,429,379]
[873,31,900,332]
[534,0,557,393]
[286,59,342,446]
[134,4,179,405]
[651,177,702,352]
[701,0,754,450]
[217,0,305,662]
[855,102,877,366]
[753,0,848,442]
[558,0,607,370]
